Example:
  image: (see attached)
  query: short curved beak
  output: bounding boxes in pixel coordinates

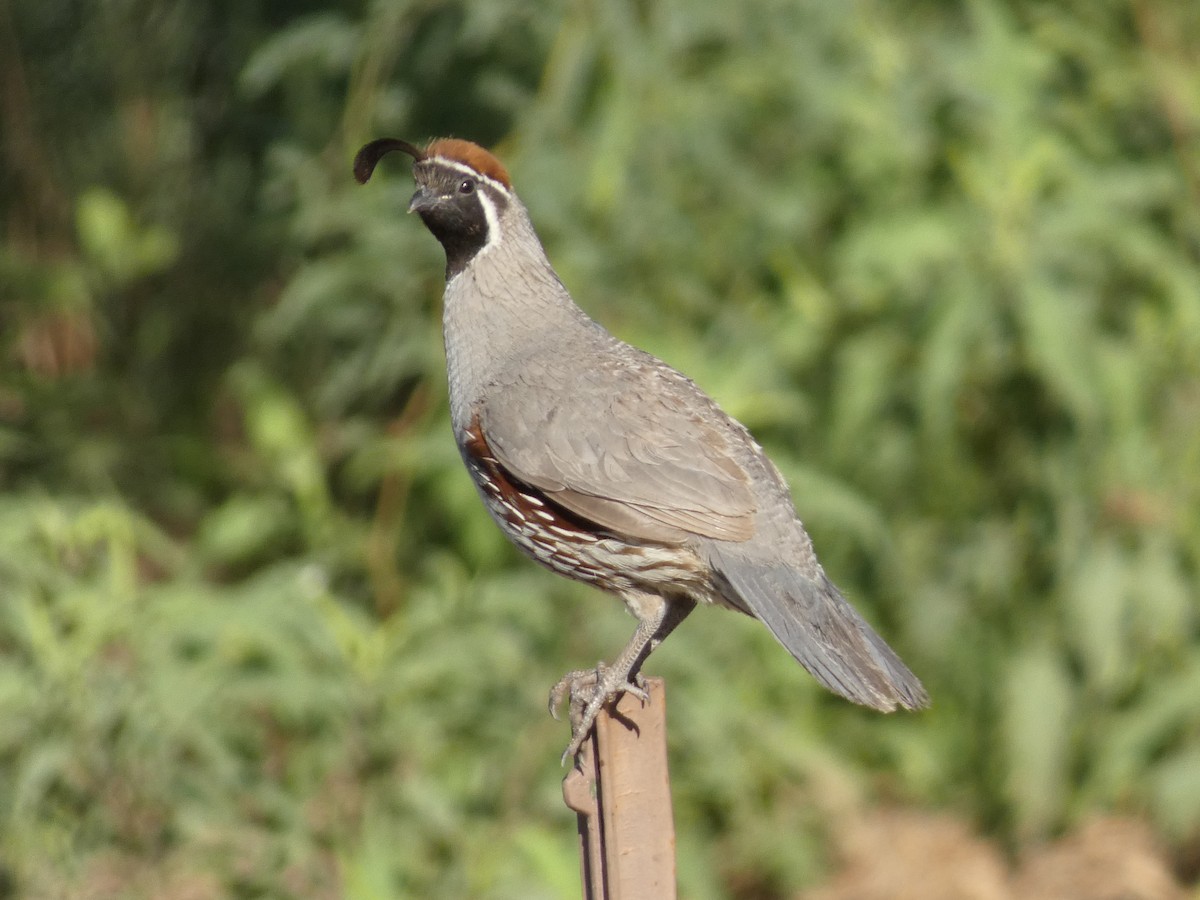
[408,187,435,215]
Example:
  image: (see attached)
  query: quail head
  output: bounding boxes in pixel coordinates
[354,137,929,763]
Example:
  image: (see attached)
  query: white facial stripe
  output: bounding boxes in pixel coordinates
[476,190,502,254]
[429,157,512,198]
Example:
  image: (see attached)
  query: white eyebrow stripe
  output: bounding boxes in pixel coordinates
[426,157,512,197]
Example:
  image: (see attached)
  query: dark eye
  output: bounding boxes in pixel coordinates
[458,179,475,194]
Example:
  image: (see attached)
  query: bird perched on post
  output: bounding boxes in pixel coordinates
[354,136,928,762]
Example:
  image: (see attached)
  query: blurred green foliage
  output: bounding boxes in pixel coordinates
[2,0,1199,896]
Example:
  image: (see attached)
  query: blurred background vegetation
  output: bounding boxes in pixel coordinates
[2,0,1199,897]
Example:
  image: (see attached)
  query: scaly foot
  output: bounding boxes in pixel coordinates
[548,663,650,765]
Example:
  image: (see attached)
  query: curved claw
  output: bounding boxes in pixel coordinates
[551,664,654,765]
[548,667,597,720]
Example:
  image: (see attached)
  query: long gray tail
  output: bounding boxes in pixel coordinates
[709,547,929,711]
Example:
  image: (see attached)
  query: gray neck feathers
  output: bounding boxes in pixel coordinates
[442,197,598,432]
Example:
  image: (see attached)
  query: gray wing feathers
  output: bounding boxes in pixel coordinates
[710,546,929,711]
[480,359,757,543]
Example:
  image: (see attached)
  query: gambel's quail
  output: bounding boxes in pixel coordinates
[354,137,929,761]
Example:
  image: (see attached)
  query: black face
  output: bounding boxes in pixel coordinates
[411,162,508,278]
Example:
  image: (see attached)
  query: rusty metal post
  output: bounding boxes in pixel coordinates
[561,677,677,900]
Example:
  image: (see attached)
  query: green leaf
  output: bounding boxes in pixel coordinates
[1004,644,1074,836]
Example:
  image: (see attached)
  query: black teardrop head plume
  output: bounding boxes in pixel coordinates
[353,138,425,184]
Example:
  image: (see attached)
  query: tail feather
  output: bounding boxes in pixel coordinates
[711,549,929,711]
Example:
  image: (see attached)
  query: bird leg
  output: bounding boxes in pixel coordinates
[550,595,697,765]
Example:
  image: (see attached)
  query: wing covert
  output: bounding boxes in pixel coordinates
[479,357,758,543]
